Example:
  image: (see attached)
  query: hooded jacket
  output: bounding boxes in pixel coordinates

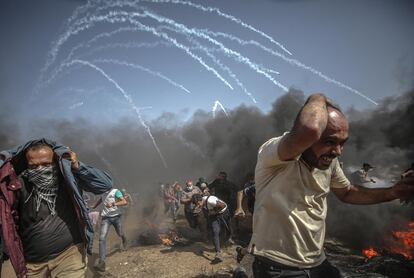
[0,138,113,277]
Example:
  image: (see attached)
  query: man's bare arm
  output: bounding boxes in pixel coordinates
[109,197,127,207]
[278,94,329,161]
[235,190,246,216]
[332,176,414,204]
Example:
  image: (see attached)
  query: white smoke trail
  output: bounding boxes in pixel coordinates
[66,59,168,168]
[203,30,378,105]
[71,35,257,103]
[140,10,288,91]
[212,100,229,118]
[40,11,234,91]
[183,35,257,103]
[81,41,172,59]
[43,27,155,87]
[93,58,191,94]
[69,102,84,110]
[90,0,292,56]
[137,106,153,111]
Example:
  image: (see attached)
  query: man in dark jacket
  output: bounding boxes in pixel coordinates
[208,171,238,216]
[0,139,112,277]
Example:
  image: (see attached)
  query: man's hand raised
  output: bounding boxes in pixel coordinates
[62,150,80,171]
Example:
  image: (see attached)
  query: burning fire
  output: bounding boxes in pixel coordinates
[362,247,379,260]
[159,234,174,246]
[387,222,414,260]
[362,222,414,261]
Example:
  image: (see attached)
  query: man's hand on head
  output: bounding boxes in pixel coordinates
[62,150,80,171]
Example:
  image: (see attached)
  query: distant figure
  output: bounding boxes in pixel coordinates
[351,163,376,187]
[180,181,204,231]
[208,171,238,216]
[120,188,133,220]
[164,182,182,223]
[192,193,232,263]
[196,177,208,190]
[93,188,128,272]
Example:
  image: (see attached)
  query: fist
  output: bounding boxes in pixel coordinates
[235,208,246,218]
[62,150,80,170]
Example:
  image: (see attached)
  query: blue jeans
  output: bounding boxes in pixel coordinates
[98,215,126,264]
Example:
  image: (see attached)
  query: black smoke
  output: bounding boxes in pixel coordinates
[1,88,413,249]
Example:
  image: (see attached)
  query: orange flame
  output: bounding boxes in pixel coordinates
[386,222,414,260]
[362,247,379,259]
[159,234,173,246]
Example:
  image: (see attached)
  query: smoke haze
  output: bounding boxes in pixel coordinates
[1,88,413,249]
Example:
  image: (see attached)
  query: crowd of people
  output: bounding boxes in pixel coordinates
[1,94,413,278]
[159,172,255,263]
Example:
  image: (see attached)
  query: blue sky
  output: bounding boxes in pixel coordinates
[1,0,413,125]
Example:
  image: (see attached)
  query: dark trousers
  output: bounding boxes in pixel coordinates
[185,210,200,229]
[207,209,232,252]
[253,257,342,278]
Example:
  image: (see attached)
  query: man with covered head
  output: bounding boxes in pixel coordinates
[250,94,414,278]
[0,139,112,277]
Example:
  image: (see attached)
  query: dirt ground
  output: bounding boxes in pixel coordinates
[1,206,253,278]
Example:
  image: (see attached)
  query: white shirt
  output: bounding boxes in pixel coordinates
[101,189,123,217]
[203,195,227,214]
[250,134,351,268]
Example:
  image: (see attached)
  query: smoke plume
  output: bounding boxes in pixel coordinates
[0,88,413,249]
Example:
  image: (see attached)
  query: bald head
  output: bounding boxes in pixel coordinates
[326,107,348,134]
[302,107,349,170]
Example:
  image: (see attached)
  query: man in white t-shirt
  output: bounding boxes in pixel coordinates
[192,193,232,262]
[92,188,128,272]
[250,94,414,278]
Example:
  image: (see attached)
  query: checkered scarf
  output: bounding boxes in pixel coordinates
[23,165,60,215]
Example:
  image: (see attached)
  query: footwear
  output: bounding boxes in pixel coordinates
[228,237,235,245]
[121,239,128,251]
[214,251,223,262]
[95,261,106,272]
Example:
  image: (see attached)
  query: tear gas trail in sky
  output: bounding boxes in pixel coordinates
[90,0,292,56]
[81,41,172,59]
[141,10,289,92]
[77,36,257,103]
[65,59,168,168]
[184,36,257,103]
[39,0,373,107]
[93,58,191,94]
[212,100,229,118]
[68,10,370,104]
[137,106,153,111]
[203,30,378,105]
[69,102,84,110]
[44,27,152,87]
[40,11,234,91]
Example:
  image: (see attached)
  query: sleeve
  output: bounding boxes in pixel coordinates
[73,161,113,194]
[330,159,351,189]
[115,190,123,200]
[257,133,299,168]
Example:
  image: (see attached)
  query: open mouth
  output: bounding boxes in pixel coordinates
[321,155,335,165]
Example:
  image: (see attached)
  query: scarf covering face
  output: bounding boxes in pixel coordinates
[23,165,60,215]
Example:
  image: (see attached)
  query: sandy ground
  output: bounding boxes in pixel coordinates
[1,205,253,278]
